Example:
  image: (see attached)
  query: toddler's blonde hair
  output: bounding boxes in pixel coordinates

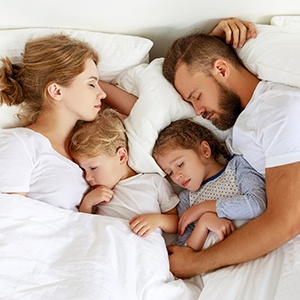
[69,108,127,159]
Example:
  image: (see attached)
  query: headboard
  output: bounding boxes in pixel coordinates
[1,0,299,59]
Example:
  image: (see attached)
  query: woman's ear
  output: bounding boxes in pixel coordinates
[116,147,128,164]
[200,141,211,158]
[47,83,63,101]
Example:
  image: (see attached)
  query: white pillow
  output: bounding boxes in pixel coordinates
[0,28,153,129]
[116,58,229,175]
[236,23,300,88]
[271,15,300,32]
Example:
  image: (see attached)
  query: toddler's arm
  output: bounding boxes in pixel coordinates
[79,186,114,213]
[187,212,235,251]
[129,207,178,237]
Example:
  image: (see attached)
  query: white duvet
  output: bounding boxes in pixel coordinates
[0,193,299,300]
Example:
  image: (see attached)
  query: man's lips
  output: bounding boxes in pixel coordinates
[202,111,214,120]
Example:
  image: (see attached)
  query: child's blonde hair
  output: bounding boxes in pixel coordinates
[0,34,99,125]
[152,119,230,162]
[69,108,127,159]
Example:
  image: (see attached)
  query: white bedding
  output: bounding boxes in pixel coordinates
[1,193,299,300]
[0,194,201,300]
[1,15,300,300]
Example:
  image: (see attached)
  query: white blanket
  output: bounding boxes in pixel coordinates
[0,194,299,299]
[0,194,200,300]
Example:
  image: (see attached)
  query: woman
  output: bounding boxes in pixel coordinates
[0,34,105,210]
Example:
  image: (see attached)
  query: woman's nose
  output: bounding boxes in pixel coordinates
[98,86,107,100]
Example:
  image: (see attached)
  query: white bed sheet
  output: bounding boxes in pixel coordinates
[0,194,200,300]
[0,193,299,299]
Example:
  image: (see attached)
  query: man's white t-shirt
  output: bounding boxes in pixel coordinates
[226,81,300,176]
[0,128,89,211]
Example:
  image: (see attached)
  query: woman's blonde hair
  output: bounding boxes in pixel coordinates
[0,34,99,125]
[152,119,230,162]
[69,108,127,159]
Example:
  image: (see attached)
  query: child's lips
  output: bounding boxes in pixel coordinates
[181,179,191,188]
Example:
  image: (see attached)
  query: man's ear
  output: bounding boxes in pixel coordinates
[200,141,211,158]
[212,59,230,80]
[47,83,63,101]
[116,147,128,164]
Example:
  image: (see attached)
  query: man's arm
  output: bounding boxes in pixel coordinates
[168,162,300,278]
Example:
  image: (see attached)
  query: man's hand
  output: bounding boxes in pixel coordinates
[209,18,257,49]
[167,245,200,279]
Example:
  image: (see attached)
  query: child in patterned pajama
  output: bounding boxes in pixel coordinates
[153,119,266,251]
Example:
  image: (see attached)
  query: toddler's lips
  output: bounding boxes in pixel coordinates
[182,179,190,188]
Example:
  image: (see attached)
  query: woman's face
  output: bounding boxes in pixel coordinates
[61,58,106,122]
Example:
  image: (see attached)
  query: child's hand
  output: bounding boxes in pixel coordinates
[79,186,113,213]
[129,214,161,237]
[200,212,235,241]
[178,200,216,236]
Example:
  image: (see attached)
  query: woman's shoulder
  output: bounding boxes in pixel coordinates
[1,127,35,136]
[0,127,49,149]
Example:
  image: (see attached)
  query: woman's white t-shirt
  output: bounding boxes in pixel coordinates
[0,128,89,211]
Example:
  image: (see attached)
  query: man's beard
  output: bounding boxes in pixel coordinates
[207,79,243,131]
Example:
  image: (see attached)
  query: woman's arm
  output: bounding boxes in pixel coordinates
[99,80,138,116]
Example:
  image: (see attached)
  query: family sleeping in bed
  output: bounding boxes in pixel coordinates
[0,16,299,285]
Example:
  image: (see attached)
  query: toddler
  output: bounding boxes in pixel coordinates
[153,119,266,250]
[69,109,179,237]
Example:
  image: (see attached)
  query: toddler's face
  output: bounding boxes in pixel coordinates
[78,154,122,189]
[156,148,210,192]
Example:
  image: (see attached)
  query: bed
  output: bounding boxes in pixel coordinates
[1,1,300,299]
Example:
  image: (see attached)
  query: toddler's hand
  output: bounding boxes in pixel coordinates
[79,186,113,213]
[129,214,160,237]
[200,212,235,241]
